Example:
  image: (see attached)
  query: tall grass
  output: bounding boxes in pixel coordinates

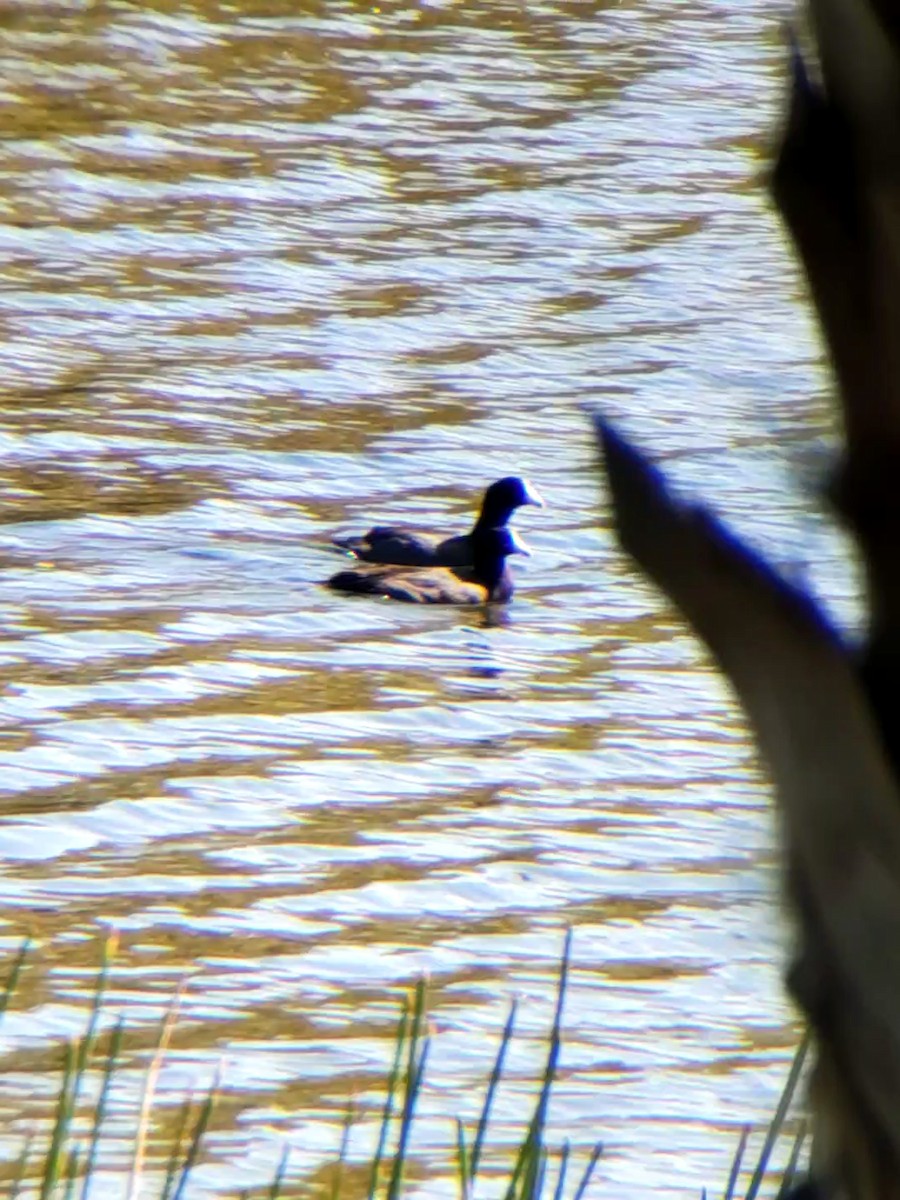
[0,931,806,1198]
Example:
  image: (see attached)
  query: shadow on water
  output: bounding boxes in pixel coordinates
[0,0,839,1194]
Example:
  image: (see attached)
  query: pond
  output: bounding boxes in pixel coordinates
[0,1,852,1195]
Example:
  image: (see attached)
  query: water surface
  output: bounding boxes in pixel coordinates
[0,1,848,1195]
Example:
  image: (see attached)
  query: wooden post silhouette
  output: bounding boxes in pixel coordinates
[597,3,900,1195]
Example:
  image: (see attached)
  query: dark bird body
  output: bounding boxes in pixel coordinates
[327,526,529,604]
[332,476,543,567]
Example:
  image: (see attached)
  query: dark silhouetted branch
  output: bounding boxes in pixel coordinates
[595,3,900,1195]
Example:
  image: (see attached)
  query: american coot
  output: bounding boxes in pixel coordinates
[327,526,530,604]
[332,476,544,567]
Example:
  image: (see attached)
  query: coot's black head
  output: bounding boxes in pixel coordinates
[471,525,531,601]
[476,476,544,530]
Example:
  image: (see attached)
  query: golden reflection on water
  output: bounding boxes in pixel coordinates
[0,0,840,1195]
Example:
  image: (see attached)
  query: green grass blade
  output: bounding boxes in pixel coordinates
[10,1133,35,1200]
[40,1038,78,1200]
[507,930,572,1200]
[128,977,188,1200]
[385,977,430,1200]
[367,995,410,1200]
[780,1119,807,1192]
[551,1140,570,1200]
[391,1033,430,1198]
[505,1136,530,1200]
[511,1128,542,1200]
[56,942,117,1200]
[0,938,31,1023]
[267,1144,291,1200]
[60,1031,95,1198]
[455,1119,470,1200]
[63,1144,81,1200]
[744,1034,809,1200]
[384,1037,430,1200]
[529,1146,549,1200]
[81,1015,124,1200]
[331,1096,356,1200]
[170,1073,220,1200]
[72,933,116,1110]
[470,997,517,1184]
[160,1092,197,1200]
[570,1142,603,1200]
[723,1127,749,1200]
